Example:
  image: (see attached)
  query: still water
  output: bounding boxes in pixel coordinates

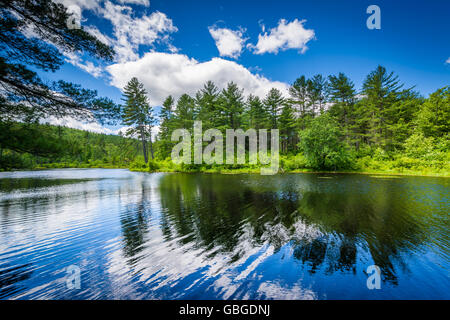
[0,169,448,299]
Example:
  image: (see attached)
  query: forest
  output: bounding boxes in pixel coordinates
[0,0,448,176]
[150,69,449,175]
[2,70,449,176]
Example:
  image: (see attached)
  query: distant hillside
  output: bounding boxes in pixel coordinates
[0,123,144,170]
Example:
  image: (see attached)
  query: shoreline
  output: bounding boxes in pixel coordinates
[130,167,450,178]
[1,166,448,178]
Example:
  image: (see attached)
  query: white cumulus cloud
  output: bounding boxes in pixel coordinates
[446,57,450,64]
[54,0,178,74]
[101,1,178,62]
[43,116,116,134]
[106,52,289,106]
[117,0,150,5]
[55,0,100,11]
[208,27,247,59]
[252,18,315,54]
[64,52,104,77]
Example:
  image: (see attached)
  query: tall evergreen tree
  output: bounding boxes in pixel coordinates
[416,86,449,138]
[173,94,196,130]
[278,102,297,153]
[195,81,220,129]
[263,88,285,129]
[360,66,409,148]
[328,73,357,144]
[289,76,310,129]
[307,74,329,115]
[219,82,244,130]
[158,95,175,158]
[328,73,356,105]
[122,78,155,163]
[246,94,269,130]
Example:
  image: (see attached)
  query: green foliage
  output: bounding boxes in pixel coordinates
[122,76,449,177]
[0,124,144,170]
[219,82,245,129]
[299,114,354,170]
[263,88,284,128]
[288,75,310,130]
[0,20,448,181]
[280,154,308,171]
[279,102,297,153]
[404,132,435,159]
[246,94,269,130]
[122,77,156,163]
[158,95,175,157]
[307,74,329,114]
[328,72,356,105]
[0,0,119,156]
[416,86,449,138]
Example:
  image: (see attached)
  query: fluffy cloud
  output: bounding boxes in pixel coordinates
[116,124,159,141]
[208,27,247,59]
[446,57,450,64]
[106,52,289,106]
[55,0,178,73]
[101,1,178,62]
[43,116,161,140]
[252,19,315,54]
[64,52,104,77]
[44,116,117,134]
[117,0,150,5]
[55,0,100,11]
[56,0,150,10]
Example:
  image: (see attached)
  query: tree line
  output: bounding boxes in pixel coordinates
[145,67,448,170]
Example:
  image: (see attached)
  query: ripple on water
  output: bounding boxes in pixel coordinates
[0,169,448,300]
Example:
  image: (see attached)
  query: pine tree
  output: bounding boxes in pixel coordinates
[328,73,357,144]
[328,73,356,105]
[0,0,118,156]
[219,82,244,130]
[289,76,310,129]
[246,94,269,130]
[278,102,296,153]
[195,81,220,130]
[307,74,329,115]
[416,86,449,138]
[158,95,175,158]
[263,88,284,129]
[360,66,409,149]
[122,78,155,163]
[173,94,196,130]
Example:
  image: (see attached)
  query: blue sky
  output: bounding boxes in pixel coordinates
[48,0,449,132]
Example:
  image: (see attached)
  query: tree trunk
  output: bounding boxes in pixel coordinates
[149,136,154,160]
[140,126,148,163]
[142,138,148,163]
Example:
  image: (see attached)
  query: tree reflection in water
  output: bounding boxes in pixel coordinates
[0,170,447,299]
[116,173,441,288]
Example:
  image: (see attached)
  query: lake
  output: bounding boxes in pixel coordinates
[0,169,448,299]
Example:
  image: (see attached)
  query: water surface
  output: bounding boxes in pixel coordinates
[0,169,448,299]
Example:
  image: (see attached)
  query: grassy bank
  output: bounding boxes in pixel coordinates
[127,155,450,177]
[0,161,126,172]
[2,160,447,177]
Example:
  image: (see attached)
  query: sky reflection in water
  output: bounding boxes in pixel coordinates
[0,169,448,299]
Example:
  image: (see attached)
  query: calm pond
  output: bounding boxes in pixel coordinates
[0,169,448,299]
